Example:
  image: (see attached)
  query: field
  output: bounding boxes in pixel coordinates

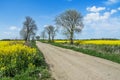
[55,40,120,45]
[0,41,52,80]
[54,39,120,54]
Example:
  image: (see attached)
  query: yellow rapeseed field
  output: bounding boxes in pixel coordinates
[0,41,36,55]
[0,41,36,75]
[55,40,120,45]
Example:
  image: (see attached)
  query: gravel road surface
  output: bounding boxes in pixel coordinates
[36,41,120,80]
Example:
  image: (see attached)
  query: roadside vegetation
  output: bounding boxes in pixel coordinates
[0,41,53,80]
[40,39,120,64]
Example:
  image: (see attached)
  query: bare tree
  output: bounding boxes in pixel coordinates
[62,31,70,42]
[41,30,46,40]
[45,25,57,42]
[20,16,37,42]
[45,25,52,42]
[55,10,84,44]
[36,36,40,41]
[51,26,58,42]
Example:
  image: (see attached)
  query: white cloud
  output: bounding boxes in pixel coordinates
[4,32,12,35]
[84,8,118,23]
[9,26,18,30]
[84,12,110,23]
[110,9,117,14]
[118,7,120,10]
[84,13,100,22]
[92,18,120,38]
[43,25,49,28]
[9,26,21,31]
[87,6,106,12]
[100,12,110,20]
[3,30,20,39]
[82,17,120,39]
[105,0,119,5]
[83,7,120,39]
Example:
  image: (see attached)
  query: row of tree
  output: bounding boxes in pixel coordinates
[20,9,84,44]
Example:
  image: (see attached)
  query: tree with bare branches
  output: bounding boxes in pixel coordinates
[44,25,57,42]
[41,30,46,40]
[20,16,37,42]
[55,10,84,44]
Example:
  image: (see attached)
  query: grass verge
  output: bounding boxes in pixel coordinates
[43,41,120,64]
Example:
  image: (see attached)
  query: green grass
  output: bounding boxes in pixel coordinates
[45,42,120,64]
[0,41,54,80]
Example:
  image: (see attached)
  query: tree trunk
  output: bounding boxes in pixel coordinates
[28,34,30,41]
[48,33,51,42]
[70,29,74,44]
[26,27,29,42]
[25,37,27,42]
[43,36,44,41]
[52,36,54,42]
[70,37,73,44]
[25,34,29,42]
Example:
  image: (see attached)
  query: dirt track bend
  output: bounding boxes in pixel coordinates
[36,41,120,80]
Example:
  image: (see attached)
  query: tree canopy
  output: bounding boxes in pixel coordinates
[20,16,37,42]
[55,9,84,44]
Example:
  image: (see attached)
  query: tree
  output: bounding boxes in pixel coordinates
[45,25,52,42]
[20,16,37,42]
[62,31,70,42]
[44,25,57,42]
[51,26,58,42]
[55,10,84,44]
[41,30,46,40]
[36,36,40,41]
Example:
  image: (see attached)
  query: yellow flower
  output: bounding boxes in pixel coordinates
[0,41,37,72]
[54,40,120,45]
[1,66,6,71]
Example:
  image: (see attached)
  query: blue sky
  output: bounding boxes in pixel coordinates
[0,0,120,39]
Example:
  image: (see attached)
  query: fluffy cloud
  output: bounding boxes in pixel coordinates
[111,9,117,14]
[9,26,18,30]
[118,7,120,10]
[2,31,19,39]
[87,6,106,12]
[82,17,120,39]
[84,12,110,23]
[9,26,20,31]
[83,6,120,39]
[84,6,118,23]
[4,32,12,35]
[43,25,49,28]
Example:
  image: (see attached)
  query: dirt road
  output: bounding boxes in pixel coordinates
[36,41,120,80]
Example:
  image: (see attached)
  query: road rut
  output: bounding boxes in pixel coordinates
[36,41,120,80]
